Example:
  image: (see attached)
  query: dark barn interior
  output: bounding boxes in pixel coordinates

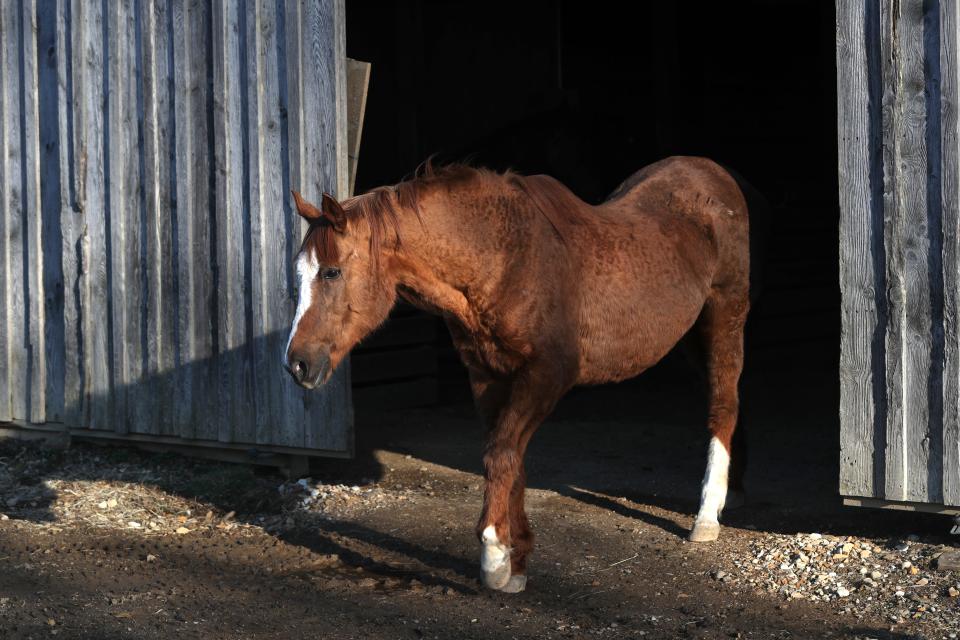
[347,0,839,403]
[336,0,938,539]
[334,0,879,535]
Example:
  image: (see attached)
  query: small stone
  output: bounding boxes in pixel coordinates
[901,561,913,570]
[870,571,882,580]
[915,578,929,587]
[107,498,117,509]
[97,501,108,509]
[127,521,141,529]
[909,566,920,575]
[175,527,190,534]
[935,550,960,572]
[809,533,822,540]
[357,578,377,588]
[0,514,7,521]
[46,618,56,626]
[836,586,850,598]
[893,542,909,552]
[947,586,960,598]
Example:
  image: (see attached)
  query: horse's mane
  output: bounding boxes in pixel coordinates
[304,161,586,264]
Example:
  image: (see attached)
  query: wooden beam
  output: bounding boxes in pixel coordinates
[346,58,371,197]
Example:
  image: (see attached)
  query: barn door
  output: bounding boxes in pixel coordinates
[837,0,960,508]
[0,0,353,456]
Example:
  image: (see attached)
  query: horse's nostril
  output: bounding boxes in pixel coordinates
[293,360,307,381]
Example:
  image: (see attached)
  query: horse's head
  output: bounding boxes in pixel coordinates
[284,190,398,389]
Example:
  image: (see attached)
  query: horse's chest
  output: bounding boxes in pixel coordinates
[444,317,527,376]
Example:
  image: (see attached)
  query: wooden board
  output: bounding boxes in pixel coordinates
[0,1,353,458]
[346,58,371,196]
[839,0,960,508]
[837,0,883,499]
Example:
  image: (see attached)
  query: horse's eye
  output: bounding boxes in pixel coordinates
[321,267,341,280]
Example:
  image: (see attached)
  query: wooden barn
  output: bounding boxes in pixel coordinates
[1,0,958,519]
[838,0,960,516]
[0,0,354,472]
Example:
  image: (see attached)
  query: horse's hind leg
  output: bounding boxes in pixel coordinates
[689,292,748,543]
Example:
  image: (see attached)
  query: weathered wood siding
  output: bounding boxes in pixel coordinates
[839,0,960,506]
[0,0,352,454]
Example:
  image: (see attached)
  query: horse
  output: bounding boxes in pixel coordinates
[284,156,753,593]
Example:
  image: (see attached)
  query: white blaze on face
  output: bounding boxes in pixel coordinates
[284,250,320,364]
[695,435,730,524]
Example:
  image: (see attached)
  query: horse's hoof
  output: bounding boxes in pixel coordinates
[482,562,512,590]
[725,490,746,510]
[497,574,527,593]
[688,520,721,542]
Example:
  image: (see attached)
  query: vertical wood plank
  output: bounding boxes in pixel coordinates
[107,0,143,434]
[172,0,214,440]
[941,0,960,506]
[882,0,936,503]
[38,0,67,423]
[74,0,110,430]
[0,0,11,423]
[249,0,287,445]
[880,0,909,501]
[22,0,48,424]
[212,0,248,443]
[140,0,176,435]
[3,0,28,422]
[59,0,80,426]
[837,0,879,498]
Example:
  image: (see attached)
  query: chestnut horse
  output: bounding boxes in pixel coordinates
[284,157,751,593]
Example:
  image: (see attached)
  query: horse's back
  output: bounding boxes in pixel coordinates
[572,157,751,384]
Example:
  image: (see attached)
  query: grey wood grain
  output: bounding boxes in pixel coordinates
[879,0,909,502]
[3,0,28,422]
[837,0,880,499]
[139,0,176,436]
[212,0,248,443]
[941,0,960,507]
[22,0,47,424]
[4,0,353,456]
[37,0,66,423]
[76,0,111,431]
[248,0,287,446]
[60,0,82,427]
[0,0,11,423]
[106,0,140,434]
[172,0,216,440]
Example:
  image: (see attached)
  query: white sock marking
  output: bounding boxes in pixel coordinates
[695,436,730,524]
[480,524,509,573]
[284,251,319,365]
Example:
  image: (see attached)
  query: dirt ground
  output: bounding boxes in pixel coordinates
[2,349,959,639]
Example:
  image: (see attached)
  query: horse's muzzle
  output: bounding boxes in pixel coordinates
[285,350,330,390]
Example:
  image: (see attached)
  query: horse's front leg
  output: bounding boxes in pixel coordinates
[472,365,565,592]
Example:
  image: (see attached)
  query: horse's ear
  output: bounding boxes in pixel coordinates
[320,192,347,233]
[291,190,324,221]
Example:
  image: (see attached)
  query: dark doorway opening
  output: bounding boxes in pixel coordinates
[347,0,839,402]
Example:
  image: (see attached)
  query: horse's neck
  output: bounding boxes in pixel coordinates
[388,189,511,332]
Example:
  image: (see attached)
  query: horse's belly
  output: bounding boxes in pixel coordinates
[574,284,707,385]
